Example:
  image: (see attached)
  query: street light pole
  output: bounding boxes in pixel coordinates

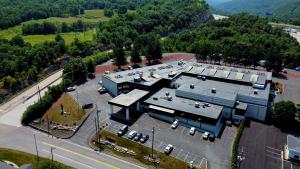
[33,134,39,162]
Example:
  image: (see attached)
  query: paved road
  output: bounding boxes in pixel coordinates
[0,124,147,169]
[0,70,63,116]
[0,72,62,127]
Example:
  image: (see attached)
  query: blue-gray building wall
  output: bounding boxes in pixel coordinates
[102,75,118,96]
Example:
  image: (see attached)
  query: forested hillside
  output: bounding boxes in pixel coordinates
[212,0,300,21]
[162,13,300,71]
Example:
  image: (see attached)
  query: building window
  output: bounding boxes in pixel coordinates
[235,109,246,116]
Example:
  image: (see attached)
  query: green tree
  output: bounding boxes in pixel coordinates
[86,59,95,74]
[63,57,88,83]
[113,45,127,69]
[10,35,25,47]
[130,44,142,65]
[2,76,17,91]
[273,101,296,125]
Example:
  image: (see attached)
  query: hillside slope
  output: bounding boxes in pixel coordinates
[212,0,300,20]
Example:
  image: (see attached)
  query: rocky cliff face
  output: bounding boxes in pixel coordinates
[190,10,214,27]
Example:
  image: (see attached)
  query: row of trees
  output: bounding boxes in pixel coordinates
[162,13,300,71]
[0,35,67,103]
[22,20,90,35]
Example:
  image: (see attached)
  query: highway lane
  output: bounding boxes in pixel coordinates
[0,124,147,169]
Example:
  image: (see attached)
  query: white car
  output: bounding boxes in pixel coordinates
[127,130,137,139]
[164,144,173,154]
[67,86,76,92]
[97,87,106,94]
[98,80,102,84]
[202,132,209,140]
[189,127,195,135]
[171,119,179,129]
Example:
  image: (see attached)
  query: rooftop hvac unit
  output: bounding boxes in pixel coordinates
[204,103,210,107]
[254,89,258,95]
[167,96,172,101]
[153,97,158,100]
[202,76,206,81]
[195,102,200,108]
[165,91,170,96]
[236,101,240,105]
[190,84,195,89]
[211,88,216,93]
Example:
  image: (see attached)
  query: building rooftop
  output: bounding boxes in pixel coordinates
[109,89,149,107]
[288,134,300,152]
[102,61,272,86]
[174,75,270,107]
[144,88,223,119]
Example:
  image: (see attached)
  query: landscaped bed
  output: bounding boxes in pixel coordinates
[92,130,189,169]
[30,92,92,138]
[44,93,85,126]
[0,148,71,169]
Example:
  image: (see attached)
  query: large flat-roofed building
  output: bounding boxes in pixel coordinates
[102,61,272,136]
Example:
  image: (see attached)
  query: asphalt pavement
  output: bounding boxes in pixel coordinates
[0,124,148,169]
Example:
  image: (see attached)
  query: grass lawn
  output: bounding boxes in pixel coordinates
[0,148,71,169]
[95,131,188,169]
[0,9,110,45]
[44,93,85,126]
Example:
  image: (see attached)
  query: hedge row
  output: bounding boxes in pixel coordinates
[83,51,112,66]
[21,81,70,124]
[231,119,248,169]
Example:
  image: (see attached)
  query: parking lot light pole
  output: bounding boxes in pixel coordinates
[152,127,154,158]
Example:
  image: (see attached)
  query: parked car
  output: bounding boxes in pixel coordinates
[134,133,142,141]
[209,134,215,141]
[282,68,288,73]
[171,119,179,129]
[140,134,149,143]
[82,103,93,109]
[295,66,300,72]
[98,87,106,94]
[128,66,133,70]
[128,130,137,139]
[67,86,76,92]
[98,80,102,85]
[117,125,128,136]
[164,144,173,154]
[189,127,195,135]
[202,132,209,140]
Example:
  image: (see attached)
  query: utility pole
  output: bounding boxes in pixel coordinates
[96,104,100,147]
[94,117,99,148]
[33,134,39,162]
[152,127,154,158]
[51,147,53,163]
[37,86,42,102]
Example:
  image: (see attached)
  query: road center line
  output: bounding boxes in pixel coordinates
[42,141,120,169]
[41,149,96,169]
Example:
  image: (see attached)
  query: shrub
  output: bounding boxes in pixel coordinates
[231,119,247,169]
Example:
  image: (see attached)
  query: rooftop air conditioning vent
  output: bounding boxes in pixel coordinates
[254,89,258,95]
[195,102,200,108]
[153,97,158,100]
[165,91,170,96]
[204,103,210,107]
[190,84,195,89]
[167,96,172,101]
[212,88,216,93]
[236,101,240,105]
[202,76,206,81]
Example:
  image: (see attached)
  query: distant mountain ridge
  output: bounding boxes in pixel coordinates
[209,0,300,20]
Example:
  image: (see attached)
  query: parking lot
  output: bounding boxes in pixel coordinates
[239,121,300,169]
[107,113,236,169]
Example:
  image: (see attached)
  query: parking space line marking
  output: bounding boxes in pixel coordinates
[266,146,282,152]
[175,149,183,158]
[266,149,281,156]
[42,141,120,169]
[184,152,190,161]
